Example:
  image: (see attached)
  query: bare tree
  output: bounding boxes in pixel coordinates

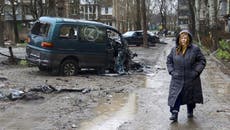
[208,0,218,28]
[129,0,136,30]
[7,0,20,43]
[142,0,148,48]
[0,0,4,46]
[208,0,218,50]
[195,0,200,32]
[57,0,65,17]
[158,0,167,29]
[125,0,136,31]
[135,0,141,30]
[188,0,196,35]
[48,0,56,16]
[146,0,154,29]
[28,0,44,19]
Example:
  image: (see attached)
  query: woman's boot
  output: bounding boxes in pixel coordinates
[169,110,178,121]
[187,109,193,118]
[187,104,195,118]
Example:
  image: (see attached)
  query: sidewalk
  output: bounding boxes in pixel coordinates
[119,38,230,130]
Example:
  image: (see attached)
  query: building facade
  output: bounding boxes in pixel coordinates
[2,0,135,42]
[177,0,190,29]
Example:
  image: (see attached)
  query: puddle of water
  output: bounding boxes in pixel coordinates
[79,93,137,130]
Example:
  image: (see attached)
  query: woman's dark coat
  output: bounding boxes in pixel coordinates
[166,30,206,107]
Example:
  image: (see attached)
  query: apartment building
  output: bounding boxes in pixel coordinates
[177,0,190,29]
[2,0,132,42]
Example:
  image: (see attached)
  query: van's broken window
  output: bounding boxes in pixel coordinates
[31,22,50,37]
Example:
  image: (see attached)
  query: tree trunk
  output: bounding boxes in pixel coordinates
[57,0,65,17]
[48,0,56,16]
[0,0,4,47]
[208,0,218,51]
[188,0,195,36]
[142,0,148,48]
[159,0,167,29]
[135,0,141,30]
[12,4,19,44]
[0,19,4,47]
[195,0,200,32]
[125,0,129,31]
[208,0,217,28]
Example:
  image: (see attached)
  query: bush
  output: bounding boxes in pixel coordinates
[216,40,230,61]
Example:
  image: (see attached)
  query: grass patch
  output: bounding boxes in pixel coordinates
[19,59,28,66]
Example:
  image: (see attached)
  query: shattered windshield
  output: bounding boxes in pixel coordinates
[31,22,51,37]
[107,29,121,41]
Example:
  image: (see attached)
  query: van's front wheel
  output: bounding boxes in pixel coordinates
[60,59,78,76]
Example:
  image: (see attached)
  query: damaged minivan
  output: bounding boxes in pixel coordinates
[26,17,133,76]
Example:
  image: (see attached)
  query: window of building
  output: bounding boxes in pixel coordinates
[101,8,105,15]
[105,7,108,14]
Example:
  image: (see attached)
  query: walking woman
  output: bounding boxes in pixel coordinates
[166,30,206,122]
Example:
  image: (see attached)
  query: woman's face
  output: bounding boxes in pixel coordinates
[179,33,189,46]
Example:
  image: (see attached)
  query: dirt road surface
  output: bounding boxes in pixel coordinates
[0,38,229,130]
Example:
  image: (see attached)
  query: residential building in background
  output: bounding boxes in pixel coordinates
[99,1,113,26]
[177,0,189,29]
[219,0,230,32]
[79,0,99,20]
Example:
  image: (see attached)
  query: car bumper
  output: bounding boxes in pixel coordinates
[26,55,50,67]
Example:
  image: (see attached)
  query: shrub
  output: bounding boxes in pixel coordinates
[216,40,230,61]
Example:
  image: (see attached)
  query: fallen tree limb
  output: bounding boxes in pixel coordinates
[0,52,10,57]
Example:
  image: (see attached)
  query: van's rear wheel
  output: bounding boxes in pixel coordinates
[60,59,78,76]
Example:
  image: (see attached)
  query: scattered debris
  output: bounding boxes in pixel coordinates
[29,84,57,94]
[0,84,91,101]
[216,109,230,113]
[103,73,120,77]
[130,61,143,71]
[29,84,92,94]
[154,65,166,70]
[0,89,44,101]
[0,77,8,81]
[7,89,25,100]
[115,50,126,75]
[71,124,77,128]
[56,78,69,82]
[0,91,4,99]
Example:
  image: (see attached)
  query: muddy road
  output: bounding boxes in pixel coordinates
[0,38,229,130]
[0,41,165,129]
